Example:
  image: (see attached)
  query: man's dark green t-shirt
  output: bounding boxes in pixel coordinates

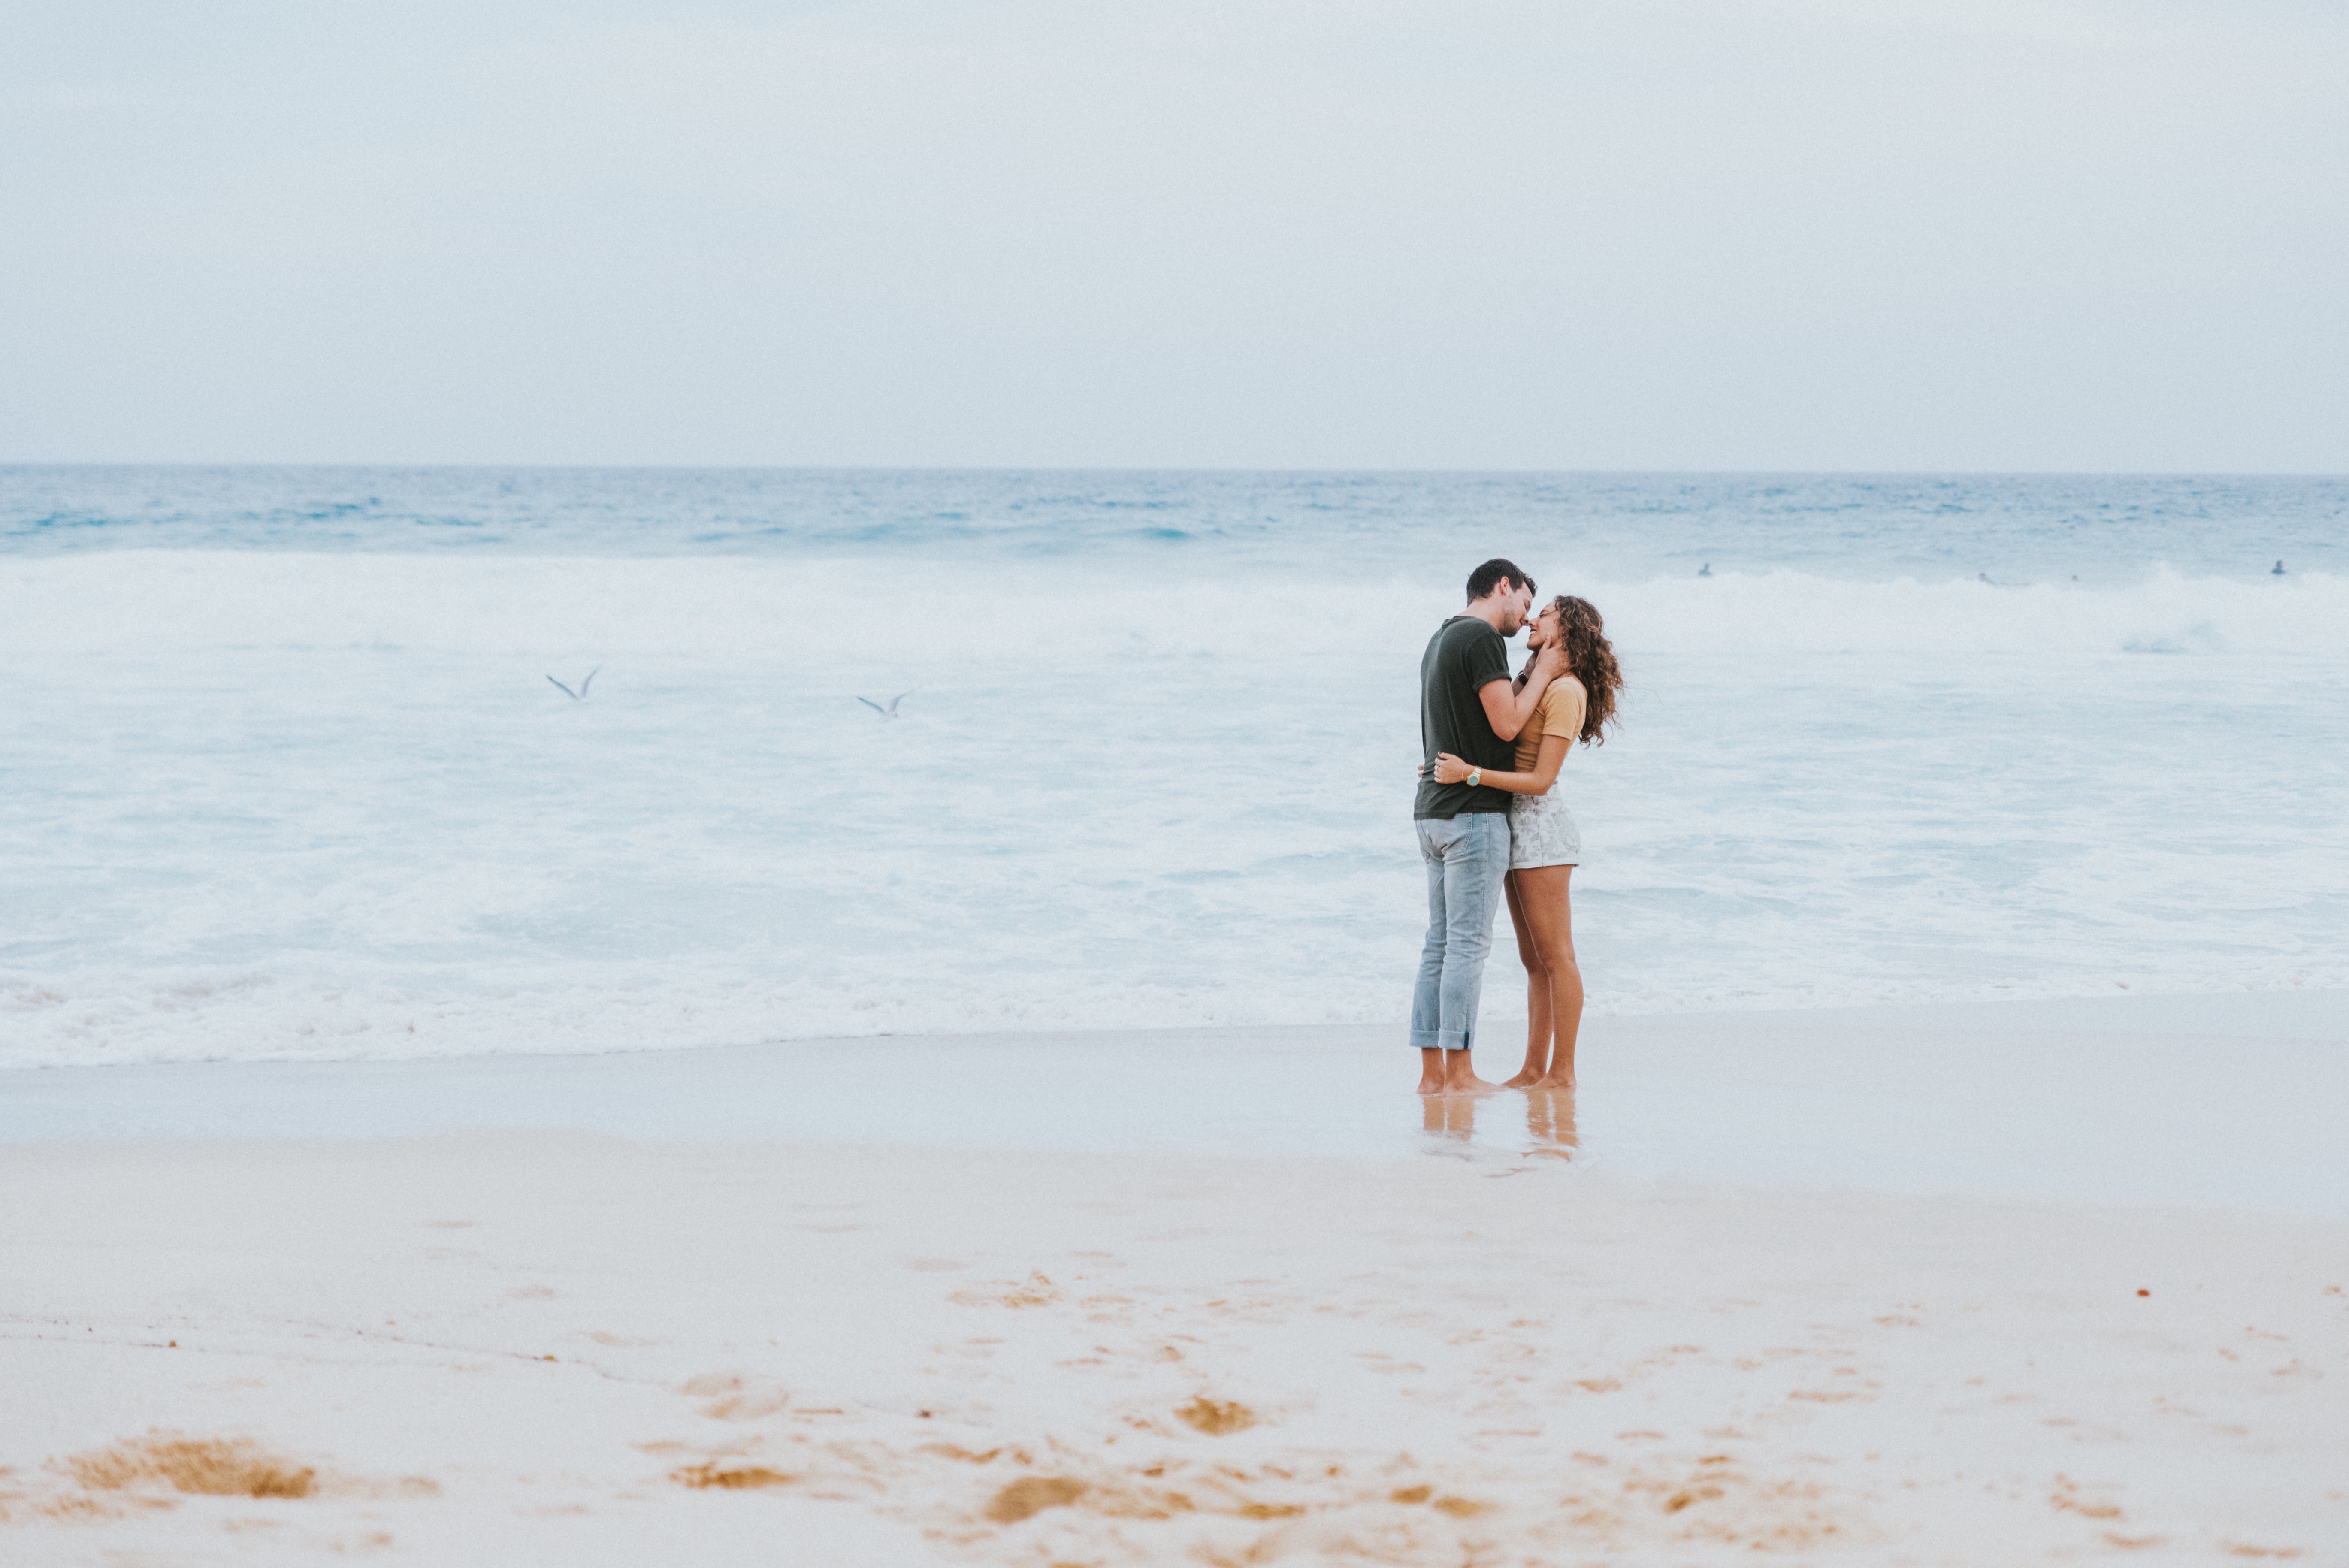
[1414,615,1516,819]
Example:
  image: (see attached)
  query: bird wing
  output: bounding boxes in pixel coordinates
[888,686,922,714]
[547,676,580,699]
[856,697,886,714]
[579,665,601,698]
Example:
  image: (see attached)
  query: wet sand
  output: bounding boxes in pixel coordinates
[3,994,2345,1564]
[9,990,2348,1215]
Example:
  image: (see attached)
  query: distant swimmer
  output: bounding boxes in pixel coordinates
[857,687,920,718]
[1698,563,1712,577]
[2273,559,2287,575]
[1977,572,1992,584]
[546,665,600,700]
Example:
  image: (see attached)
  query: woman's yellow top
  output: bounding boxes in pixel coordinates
[1513,674,1587,772]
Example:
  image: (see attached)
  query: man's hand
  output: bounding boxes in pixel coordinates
[1536,640,1570,681]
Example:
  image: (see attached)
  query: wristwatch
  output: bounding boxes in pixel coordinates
[1465,768,1482,789]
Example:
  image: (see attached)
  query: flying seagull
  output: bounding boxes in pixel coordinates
[857,687,919,718]
[547,666,601,701]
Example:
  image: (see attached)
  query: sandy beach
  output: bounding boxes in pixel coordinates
[4,994,2344,1565]
[13,0,2348,1556]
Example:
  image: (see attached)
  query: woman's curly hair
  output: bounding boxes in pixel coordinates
[1517,595,1623,745]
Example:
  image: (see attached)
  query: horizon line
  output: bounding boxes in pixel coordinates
[4,462,2346,480]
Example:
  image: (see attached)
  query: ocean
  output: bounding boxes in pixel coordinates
[4,467,2344,1067]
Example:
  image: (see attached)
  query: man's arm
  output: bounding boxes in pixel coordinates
[1478,644,1566,740]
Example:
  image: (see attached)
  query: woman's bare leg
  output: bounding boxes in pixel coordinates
[1499,870,1551,1086]
[1513,865,1581,1089]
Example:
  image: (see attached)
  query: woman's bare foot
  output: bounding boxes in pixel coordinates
[1499,1067,1544,1088]
[1530,1072,1576,1091]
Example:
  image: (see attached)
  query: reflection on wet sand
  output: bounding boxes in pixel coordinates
[1422,1092,1478,1143]
[1524,1087,1578,1159]
[1417,1086,1580,1160]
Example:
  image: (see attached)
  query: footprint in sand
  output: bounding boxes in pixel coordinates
[672,1462,794,1490]
[679,1373,791,1420]
[986,1475,1086,1523]
[950,1272,1062,1308]
[1174,1397,1255,1435]
[65,1434,317,1499]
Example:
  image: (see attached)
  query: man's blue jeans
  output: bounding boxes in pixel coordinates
[1410,811,1510,1052]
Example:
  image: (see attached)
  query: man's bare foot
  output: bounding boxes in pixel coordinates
[1416,1046,1448,1096]
[1441,1054,1502,1096]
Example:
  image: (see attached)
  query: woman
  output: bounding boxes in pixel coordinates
[1429,595,1623,1089]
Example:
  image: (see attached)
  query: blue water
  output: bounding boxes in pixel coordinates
[3,468,2343,1067]
[5,466,2341,583]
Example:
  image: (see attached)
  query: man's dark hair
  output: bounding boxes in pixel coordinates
[1465,559,1532,602]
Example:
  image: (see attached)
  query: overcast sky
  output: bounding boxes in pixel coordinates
[4,0,2344,469]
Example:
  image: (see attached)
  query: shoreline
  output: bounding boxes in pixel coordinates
[7,988,2345,1217]
[4,989,2342,1563]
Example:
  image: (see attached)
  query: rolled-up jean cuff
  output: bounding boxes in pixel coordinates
[1411,1028,1470,1051]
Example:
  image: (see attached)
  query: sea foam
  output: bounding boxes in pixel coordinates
[5,548,2342,658]
[4,545,2343,1068]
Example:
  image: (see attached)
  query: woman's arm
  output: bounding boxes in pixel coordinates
[1477,641,1568,740]
[1427,733,1569,795]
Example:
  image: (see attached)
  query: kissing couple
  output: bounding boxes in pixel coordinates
[1410,558,1623,1097]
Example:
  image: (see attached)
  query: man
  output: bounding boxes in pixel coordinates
[1411,559,1564,1095]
